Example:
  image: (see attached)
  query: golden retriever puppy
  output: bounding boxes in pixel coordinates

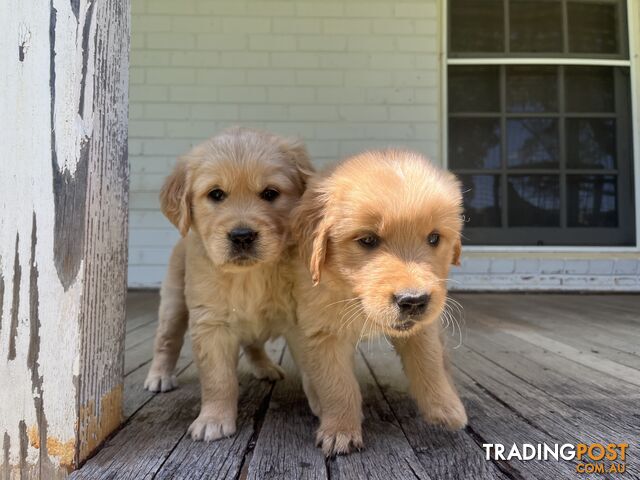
[288,149,466,456]
[144,127,313,442]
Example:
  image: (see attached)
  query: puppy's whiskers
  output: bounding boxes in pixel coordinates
[338,300,365,333]
[339,307,364,333]
[322,297,360,312]
[442,296,465,349]
[338,300,361,321]
[356,311,373,347]
[365,311,380,353]
[446,296,465,326]
[374,313,393,350]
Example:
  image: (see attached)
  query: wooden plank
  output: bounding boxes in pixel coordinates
[0,0,129,476]
[459,294,640,375]
[532,296,640,349]
[245,349,327,480]
[457,294,640,376]
[69,365,201,480]
[494,293,640,348]
[77,338,272,480]
[124,333,193,378]
[360,342,509,480]
[328,351,434,480]
[124,320,159,351]
[461,320,640,427]
[550,294,640,323]
[126,311,158,335]
[450,369,585,479]
[123,356,193,420]
[125,291,157,317]
[362,341,582,479]
[73,292,640,478]
[124,336,156,377]
[125,292,160,334]
[154,340,286,480]
[453,345,626,443]
[497,329,640,387]
[496,311,640,371]
[462,294,640,347]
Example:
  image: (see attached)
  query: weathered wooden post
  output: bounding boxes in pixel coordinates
[0,0,129,477]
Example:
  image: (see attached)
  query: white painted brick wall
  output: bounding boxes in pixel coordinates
[128,0,444,287]
[450,256,640,292]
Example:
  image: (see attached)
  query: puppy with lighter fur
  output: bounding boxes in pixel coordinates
[288,149,467,456]
[144,127,312,441]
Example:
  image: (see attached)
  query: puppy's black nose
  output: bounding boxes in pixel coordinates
[394,292,429,317]
[229,228,258,249]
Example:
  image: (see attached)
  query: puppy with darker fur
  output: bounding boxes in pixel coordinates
[288,149,466,456]
[144,127,313,441]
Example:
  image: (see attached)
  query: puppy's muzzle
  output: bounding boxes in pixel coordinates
[392,292,429,331]
[228,227,258,253]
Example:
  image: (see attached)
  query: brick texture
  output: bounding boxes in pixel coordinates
[450,256,640,292]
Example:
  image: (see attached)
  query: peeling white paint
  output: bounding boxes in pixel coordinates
[0,0,82,470]
[18,23,30,57]
[0,0,128,474]
[52,0,96,176]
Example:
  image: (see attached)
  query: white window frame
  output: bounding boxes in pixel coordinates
[440,0,640,252]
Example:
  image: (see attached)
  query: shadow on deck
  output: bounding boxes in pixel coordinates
[72,292,640,479]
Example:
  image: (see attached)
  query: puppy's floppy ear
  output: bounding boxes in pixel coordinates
[160,158,192,236]
[292,179,329,285]
[451,238,462,266]
[280,138,315,193]
[447,172,464,267]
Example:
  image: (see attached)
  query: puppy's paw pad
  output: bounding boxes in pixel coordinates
[424,399,467,431]
[188,415,237,442]
[144,373,178,393]
[251,362,285,382]
[316,428,363,457]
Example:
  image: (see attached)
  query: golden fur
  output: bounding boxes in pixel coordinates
[144,127,313,442]
[287,149,467,456]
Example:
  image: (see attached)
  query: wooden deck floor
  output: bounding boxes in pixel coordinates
[73,292,640,479]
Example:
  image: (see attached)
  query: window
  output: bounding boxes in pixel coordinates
[448,0,635,246]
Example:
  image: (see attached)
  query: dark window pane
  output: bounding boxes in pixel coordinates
[567,118,616,169]
[508,175,560,226]
[451,0,504,53]
[510,1,563,52]
[565,66,614,112]
[506,66,558,112]
[568,175,617,226]
[507,119,559,168]
[568,2,618,54]
[458,175,502,227]
[449,118,501,169]
[449,66,500,112]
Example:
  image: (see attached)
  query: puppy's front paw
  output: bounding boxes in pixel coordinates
[144,372,178,393]
[422,395,467,431]
[316,424,363,457]
[188,414,237,442]
[250,361,285,382]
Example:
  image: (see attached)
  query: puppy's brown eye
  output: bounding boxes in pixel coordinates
[427,232,440,247]
[209,188,226,202]
[357,235,379,250]
[260,188,280,202]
